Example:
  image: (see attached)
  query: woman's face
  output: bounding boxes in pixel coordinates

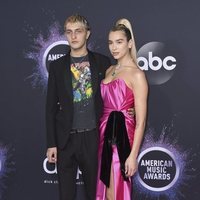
[108,30,132,60]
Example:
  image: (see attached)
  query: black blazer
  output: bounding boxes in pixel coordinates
[46,50,111,149]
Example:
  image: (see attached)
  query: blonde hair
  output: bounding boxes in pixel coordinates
[115,18,137,64]
[64,14,90,31]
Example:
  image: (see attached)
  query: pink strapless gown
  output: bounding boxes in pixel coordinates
[96,79,135,200]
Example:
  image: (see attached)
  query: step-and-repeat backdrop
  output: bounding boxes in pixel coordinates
[0,0,200,199]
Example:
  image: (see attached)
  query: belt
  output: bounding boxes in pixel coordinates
[70,128,96,134]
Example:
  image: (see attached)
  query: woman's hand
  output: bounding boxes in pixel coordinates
[125,155,138,177]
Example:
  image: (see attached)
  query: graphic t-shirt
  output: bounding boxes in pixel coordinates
[70,55,96,129]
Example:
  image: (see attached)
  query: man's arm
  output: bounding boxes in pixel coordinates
[46,62,58,162]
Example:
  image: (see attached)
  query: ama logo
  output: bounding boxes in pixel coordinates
[137,147,179,192]
[137,42,177,85]
[43,40,69,76]
[25,22,70,88]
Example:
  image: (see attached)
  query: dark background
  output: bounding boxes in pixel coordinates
[0,0,200,199]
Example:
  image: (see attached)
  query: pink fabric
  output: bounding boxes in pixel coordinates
[96,79,135,200]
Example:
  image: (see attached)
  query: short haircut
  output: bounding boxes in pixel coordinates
[64,14,90,31]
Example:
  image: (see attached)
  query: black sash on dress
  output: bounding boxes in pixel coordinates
[100,111,131,187]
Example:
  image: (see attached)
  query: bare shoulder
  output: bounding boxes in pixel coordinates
[132,67,145,80]
[125,65,148,87]
[125,64,145,79]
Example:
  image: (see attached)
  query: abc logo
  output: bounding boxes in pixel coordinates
[138,52,176,71]
[137,42,177,85]
[43,158,57,174]
[43,158,82,179]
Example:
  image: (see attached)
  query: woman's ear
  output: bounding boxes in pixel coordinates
[128,39,133,49]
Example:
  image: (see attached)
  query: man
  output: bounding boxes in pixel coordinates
[46,14,111,200]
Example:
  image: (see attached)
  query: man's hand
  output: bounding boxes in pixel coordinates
[46,147,57,163]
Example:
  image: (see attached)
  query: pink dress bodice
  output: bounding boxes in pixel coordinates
[100,78,135,146]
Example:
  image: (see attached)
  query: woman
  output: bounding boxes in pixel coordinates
[96,18,148,200]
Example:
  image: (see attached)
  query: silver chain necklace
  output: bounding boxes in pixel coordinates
[71,55,87,69]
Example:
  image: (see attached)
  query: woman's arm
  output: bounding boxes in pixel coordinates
[125,69,148,176]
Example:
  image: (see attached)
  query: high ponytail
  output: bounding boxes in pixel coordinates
[115,18,137,65]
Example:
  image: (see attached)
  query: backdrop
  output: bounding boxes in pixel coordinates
[0,0,200,199]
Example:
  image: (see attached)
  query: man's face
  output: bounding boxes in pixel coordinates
[65,22,90,52]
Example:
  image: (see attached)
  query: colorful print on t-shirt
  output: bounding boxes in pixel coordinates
[71,61,93,102]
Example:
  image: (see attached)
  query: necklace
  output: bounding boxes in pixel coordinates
[111,63,121,76]
[71,55,87,69]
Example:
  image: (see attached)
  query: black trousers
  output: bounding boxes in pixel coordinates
[57,129,98,200]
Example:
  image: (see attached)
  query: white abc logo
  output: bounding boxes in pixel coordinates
[138,52,176,71]
[43,158,82,179]
[137,42,177,85]
[76,168,82,179]
[43,158,57,174]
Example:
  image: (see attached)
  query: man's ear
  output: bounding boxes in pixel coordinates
[86,30,91,39]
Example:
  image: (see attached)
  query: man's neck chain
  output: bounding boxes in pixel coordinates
[71,55,87,69]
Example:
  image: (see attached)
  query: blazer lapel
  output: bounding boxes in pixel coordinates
[62,53,73,100]
[88,51,99,95]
